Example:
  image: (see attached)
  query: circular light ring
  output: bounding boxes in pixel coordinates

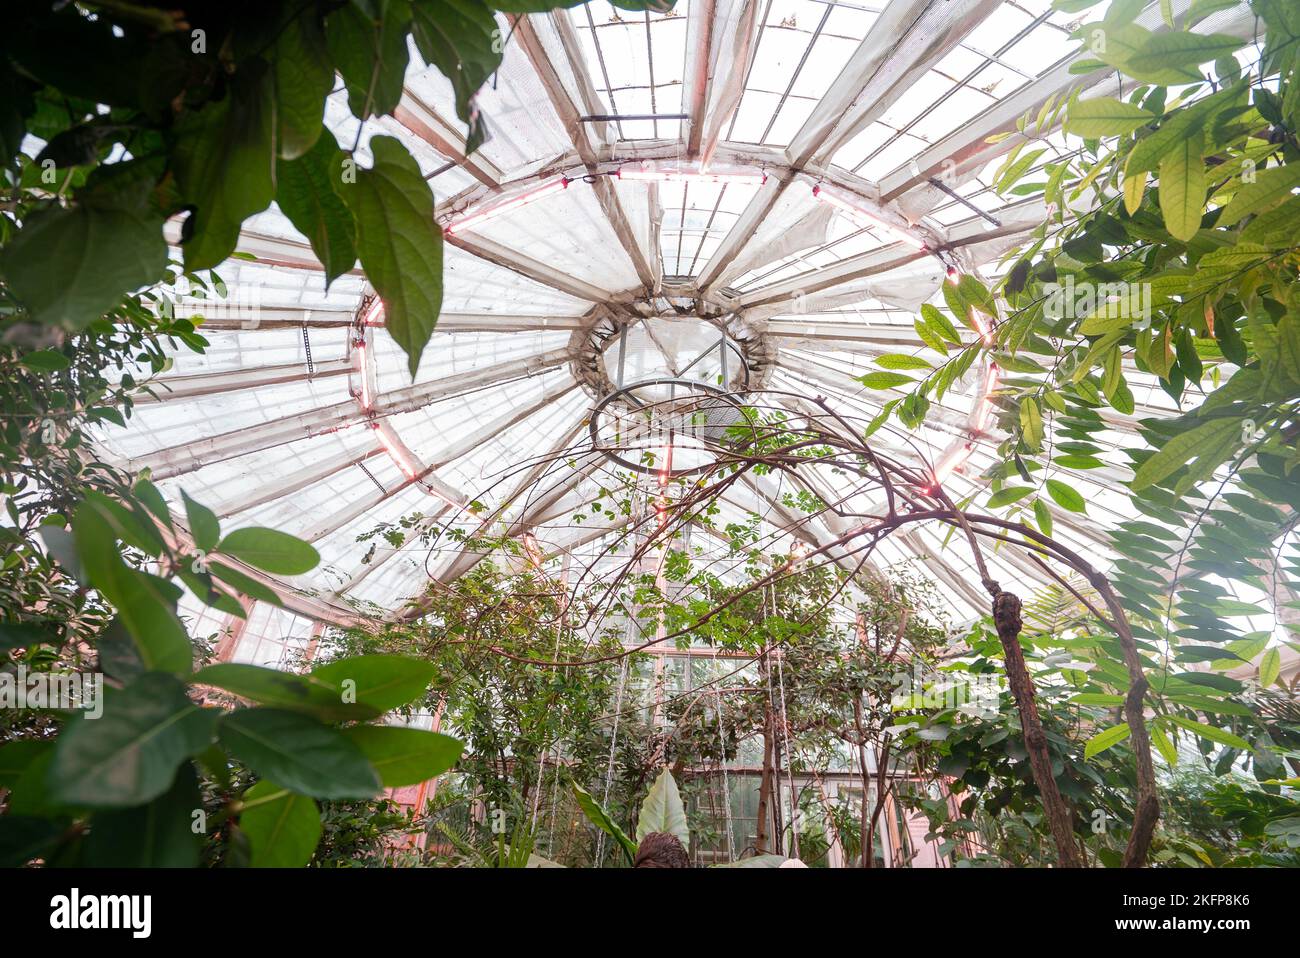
[588,377,756,479]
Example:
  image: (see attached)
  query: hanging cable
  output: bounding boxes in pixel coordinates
[715,678,736,862]
[595,654,630,868]
[775,638,800,861]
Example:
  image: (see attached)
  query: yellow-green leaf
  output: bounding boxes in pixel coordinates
[1259,647,1281,688]
[1157,130,1206,242]
[1085,722,1131,760]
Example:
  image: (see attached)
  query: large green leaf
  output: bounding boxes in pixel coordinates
[309,654,438,712]
[1130,416,1242,490]
[0,740,52,789]
[216,527,319,575]
[208,561,284,606]
[239,780,322,868]
[1164,715,1252,751]
[636,768,689,846]
[343,725,463,786]
[1138,30,1245,74]
[1019,397,1043,452]
[341,134,443,377]
[81,762,203,867]
[326,0,412,119]
[876,353,933,370]
[857,371,913,390]
[1157,129,1206,242]
[171,61,276,270]
[192,663,382,722]
[1045,478,1087,513]
[219,708,382,799]
[73,497,193,676]
[1084,722,1131,760]
[411,0,501,149]
[48,672,218,808]
[920,303,960,344]
[1218,163,1300,226]
[572,780,637,865]
[181,490,220,553]
[0,203,166,329]
[1063,97,1153,137]
[275,132,357,288]
[272,8,333,159]
[1258,647,1281,688]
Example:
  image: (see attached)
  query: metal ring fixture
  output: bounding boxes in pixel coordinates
[588,377,755,478]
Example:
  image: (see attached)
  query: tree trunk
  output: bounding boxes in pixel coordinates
[993,590,1084,868]
[756,701,774,854]
[853,698,872,867]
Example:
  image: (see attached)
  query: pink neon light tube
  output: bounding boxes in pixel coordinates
[811,185,926,251]
[355,341,373,410]
[374,425,418,480]
[617,166,767,185]
[445,177,570,234]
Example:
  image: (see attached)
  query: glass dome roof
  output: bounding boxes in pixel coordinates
[91,0,1260,662]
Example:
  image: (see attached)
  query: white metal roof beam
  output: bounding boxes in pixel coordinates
[187,306,354,330]
[296,379,576,544]
[129,349,572,480]
[512,12,658,293]
[394,94,505,189]
[332,502,456,599]
[696,0,1001,293]
[763,319,975,348]
[209,444,386,520]
[135,358,351,404]
[201,311,588,334]
[683,0,717,159]
[877,0,1259,201]
[738,207,1037,309]
[444,230,627,304]
[787,0,1002,167]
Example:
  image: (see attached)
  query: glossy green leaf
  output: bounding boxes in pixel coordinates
[181,490,219,553]
[309,654,438,713]
[1258,647,1281,687]
[239,780,321,868]
[219,708,382,800]
[1156,129,1206,242]
[272,7,333,159]
[1063,97,1153,137]
[1,203,166,329]
[81,762,203,867]
[73,497,193,676]
[342,725,463,787]
[876,353,933,370]
[48,673,217,808]
[572,780,637,865]
[1131,417,1241,490]
[1084,722,1131,760]
[341,135,443,378]
[171,62,275,270]
[217,527,319,575]
[857,371,913,390]
[636,768,689,846]
[192,663,382,721]
[1164,715,1251,751]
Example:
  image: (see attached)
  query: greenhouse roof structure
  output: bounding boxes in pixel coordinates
[92,0,1260,656]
